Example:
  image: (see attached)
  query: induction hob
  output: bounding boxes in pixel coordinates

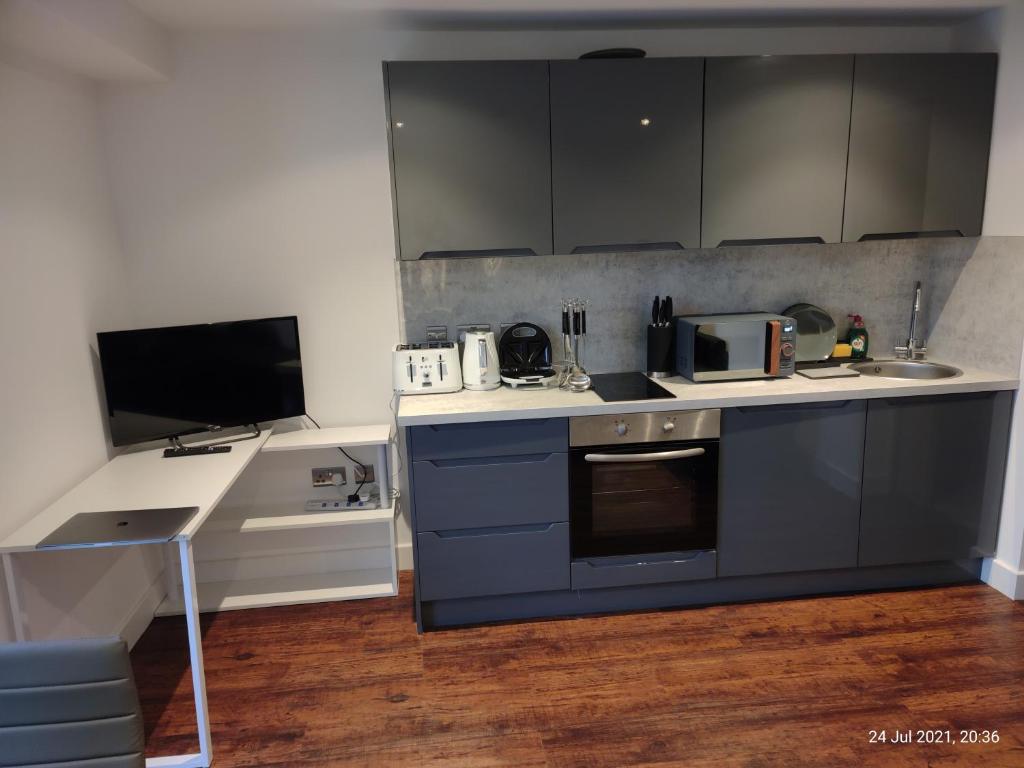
[589,372,675,402]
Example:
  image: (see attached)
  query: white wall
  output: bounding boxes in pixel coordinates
[953,5,1024,598]
[0,58,164,642]
[98,21,955,560]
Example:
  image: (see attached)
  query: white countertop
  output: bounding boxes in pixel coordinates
[397,362,1019,426]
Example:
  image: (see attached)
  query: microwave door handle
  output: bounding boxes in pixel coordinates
[584,447,706,463]
[765,319,781,376]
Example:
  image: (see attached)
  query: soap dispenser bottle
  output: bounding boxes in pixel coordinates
[848,314,869,359]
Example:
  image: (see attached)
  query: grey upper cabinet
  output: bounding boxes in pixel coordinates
[843,54,997,242]
[549,58,703,253]
[385,61,553,260]
[859,392,1011,568]
[719,401,865,578]
[701,55,854,248]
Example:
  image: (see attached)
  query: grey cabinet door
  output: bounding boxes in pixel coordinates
[550,58,703,253]
[702,55,854,248]
[843,54,997,242]
[859,392,1011,567]
[719,401,866,577]
[386,61,553,260]
[413,453,568,531]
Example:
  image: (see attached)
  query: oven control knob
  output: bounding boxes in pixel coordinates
[781,342,795,358]
[615,422,628,437]
[662,421,675,433]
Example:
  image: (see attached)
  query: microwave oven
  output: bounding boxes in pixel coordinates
[675,312,797,382]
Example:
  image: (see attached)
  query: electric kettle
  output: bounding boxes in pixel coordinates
[461,331,501,390]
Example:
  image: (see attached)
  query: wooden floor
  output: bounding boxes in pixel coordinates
[131,573,1024,767]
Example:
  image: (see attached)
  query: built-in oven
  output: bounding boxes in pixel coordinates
[569,409,719,589]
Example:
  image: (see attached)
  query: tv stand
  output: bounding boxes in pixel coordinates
[162,425,262,458]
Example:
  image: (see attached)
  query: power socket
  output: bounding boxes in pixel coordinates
[354,464,375,483]
[456,324,491,344]
[312,467,346,487]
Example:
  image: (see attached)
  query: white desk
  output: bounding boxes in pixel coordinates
[0,430,271,768]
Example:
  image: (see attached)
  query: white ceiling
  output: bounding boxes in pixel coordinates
[128,0,1004,30]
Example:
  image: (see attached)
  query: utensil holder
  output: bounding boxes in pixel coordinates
[646,324,675,378]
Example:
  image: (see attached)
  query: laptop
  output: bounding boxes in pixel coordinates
[37,507,199,550]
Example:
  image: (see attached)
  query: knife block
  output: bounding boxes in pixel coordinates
[646,324,675,379]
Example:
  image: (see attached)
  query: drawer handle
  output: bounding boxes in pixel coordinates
[429,453,553,468]
[584,553,704,569]
[584,448,704,463]
[426,418,553,433]
[735,401,852,414]
[858,230,963,242]
[420,248,538,259]
[570,241,684,254]
[434,523,556,539]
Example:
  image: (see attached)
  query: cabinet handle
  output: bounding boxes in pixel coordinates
[434,523,555,539]
[426,418,553,432]
[581,548,708,569]
[735,401,852,414]
[427,453,553,468]
[717,236,825,247]
[570,241,684,254]
[419,248,538,259]
[858,230,963,242]
[585,447,705,463]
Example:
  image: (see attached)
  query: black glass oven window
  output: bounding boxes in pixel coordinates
[571,440,718,559]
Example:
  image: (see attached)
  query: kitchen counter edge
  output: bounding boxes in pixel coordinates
[396,364,1019,427]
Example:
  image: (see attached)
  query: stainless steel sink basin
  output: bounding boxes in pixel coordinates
[849,360,962,380]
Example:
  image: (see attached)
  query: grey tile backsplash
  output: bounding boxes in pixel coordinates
[398,237,1024,376]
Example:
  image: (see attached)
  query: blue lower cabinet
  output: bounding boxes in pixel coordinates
[416,522,570,601]
[412,453,568,530]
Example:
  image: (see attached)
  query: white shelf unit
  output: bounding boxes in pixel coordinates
[156,424,397,616]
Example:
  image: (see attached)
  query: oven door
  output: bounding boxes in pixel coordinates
[570,439,718,559]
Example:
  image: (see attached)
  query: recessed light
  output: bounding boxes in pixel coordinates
[640,117,651,126]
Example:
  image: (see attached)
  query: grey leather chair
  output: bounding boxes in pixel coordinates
[0,637,145,768]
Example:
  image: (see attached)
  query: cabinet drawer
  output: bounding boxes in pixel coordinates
[413,453,568,531]
[417,522,569,601]
[570,550,716,590]
[409,418,567,461]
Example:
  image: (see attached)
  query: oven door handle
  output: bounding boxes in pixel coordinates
[584,447,706,463]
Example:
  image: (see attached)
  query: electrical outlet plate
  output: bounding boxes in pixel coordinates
[354,464,375,484]
[499,322,516,338]
[426,325,448,342]
[312,467,346,487]
[456,323,491,344]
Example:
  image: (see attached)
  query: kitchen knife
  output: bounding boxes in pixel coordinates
[652,296,660,327]
[663,296,672,326]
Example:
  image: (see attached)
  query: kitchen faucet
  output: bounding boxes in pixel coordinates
[894,281,927,360]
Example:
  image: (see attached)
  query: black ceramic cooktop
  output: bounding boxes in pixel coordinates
[589,372,676,403]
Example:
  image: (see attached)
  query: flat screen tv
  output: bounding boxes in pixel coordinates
[97,316,306,447]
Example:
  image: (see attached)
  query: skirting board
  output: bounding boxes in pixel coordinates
[397,541,413,571]
[982,556,1024,599]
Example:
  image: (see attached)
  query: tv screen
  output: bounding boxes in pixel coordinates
[97,316,306,447]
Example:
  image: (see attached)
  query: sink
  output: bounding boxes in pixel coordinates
[849,360,962,380]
